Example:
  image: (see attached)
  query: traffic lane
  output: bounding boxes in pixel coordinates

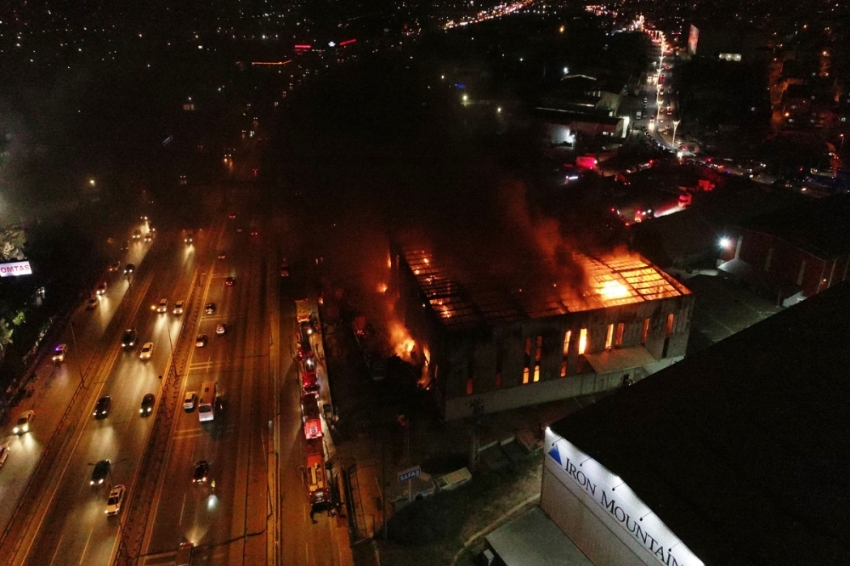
[145,226,266,560]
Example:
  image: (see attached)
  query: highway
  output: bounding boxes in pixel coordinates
[19,221,204,566]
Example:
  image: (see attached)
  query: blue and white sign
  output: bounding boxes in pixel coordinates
[398,466,421,483]
[545,429,703,566]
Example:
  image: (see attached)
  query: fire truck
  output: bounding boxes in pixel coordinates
[305,438,330,508]
[301,393,323,439]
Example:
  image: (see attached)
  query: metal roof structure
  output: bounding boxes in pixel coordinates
[400,244,690,330]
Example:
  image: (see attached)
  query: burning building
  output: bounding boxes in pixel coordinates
[389,241,693,420]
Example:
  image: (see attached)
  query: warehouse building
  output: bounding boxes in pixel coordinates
[390,241,693,420]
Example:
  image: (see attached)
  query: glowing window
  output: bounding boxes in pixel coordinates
[666,314,675,337]
[641,319,650,344]
[615,323,625,347]
[522,367,530,384]
[578,328,587,355]
[466,377,474,395]
[605,324,614,350]
[533,366,540,383]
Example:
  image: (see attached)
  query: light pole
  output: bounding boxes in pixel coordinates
[672,120,681,149]
[840,134,845,155]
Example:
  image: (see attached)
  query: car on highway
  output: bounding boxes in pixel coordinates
[121,328,137,348]
[235,226,244,233]
[183,391,197,411]
[105,484,126,515]
[139,342,155,360]
[96,281,108,295]
[0,444,9,469]
[176,542,194,566]
[108,261,121,272]
[250,229,259,236]
[86,297,99,310]
[13,410,34,435]
[280,259,290,277]
[90,459,111,486]
[132,229,142,240]
[224,276,235,287]
[218,251,226,260]
[156,298,168,313]
[93,396,111,419]
[216,324,226,336]
[192,460,210,483]
[205,303,216,315]
[172,300,185,315]
[124,263,136,274]
[195,334,208,348]
[144,232,153,241]
[140,394,155,416]
[228,213,236,219]
[52,343,68,363]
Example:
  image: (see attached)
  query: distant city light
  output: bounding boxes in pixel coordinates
[563,67,569,74]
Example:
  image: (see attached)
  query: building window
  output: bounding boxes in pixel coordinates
[533,336,543,382]
[578,328,587,355]
[615,323,625,347]
[466,377,474,395]
[523,337,532,384]
[641,318,650,344]
[605,324,614,350]
[560,330,571,377]
[666,314,675,337]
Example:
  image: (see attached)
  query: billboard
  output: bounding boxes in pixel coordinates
[1,223,30,276]
[688,24,699,55]
[0,260,32,277]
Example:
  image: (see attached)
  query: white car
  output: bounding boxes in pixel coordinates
[173,300,185,315]
[139,342,155,360]
[105,484,126,516]
[216,324,226,336]
[183,391,198,411]
[52,343,68,363]
[0,444,9,469]
[13,410,34,435]
[156,298,168,313]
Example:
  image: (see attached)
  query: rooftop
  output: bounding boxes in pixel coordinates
[550,282,850,566]
[398,243,690,330]
[739,193,850,259]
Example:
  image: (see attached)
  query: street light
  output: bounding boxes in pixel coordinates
[672,119,681,149]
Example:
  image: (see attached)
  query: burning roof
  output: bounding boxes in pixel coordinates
[400,245,690,330]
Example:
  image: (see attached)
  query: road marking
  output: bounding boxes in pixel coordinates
[78,526,95,565]
[305,541,310,564]
[47,530,65,566]
[179,492,187,527]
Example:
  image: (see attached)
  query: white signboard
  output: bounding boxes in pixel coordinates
[546,429,703,566]
[0,260,32,277]
[398,466,421,483]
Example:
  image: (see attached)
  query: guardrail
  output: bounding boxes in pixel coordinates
[0,238,169,564]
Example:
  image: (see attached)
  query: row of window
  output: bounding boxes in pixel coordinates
[465,315,675,395]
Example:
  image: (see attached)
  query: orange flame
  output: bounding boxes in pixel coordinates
[598,280,629,300]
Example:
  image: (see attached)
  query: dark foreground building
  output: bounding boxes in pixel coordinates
[390,241,693,420]
[533,282,850,566]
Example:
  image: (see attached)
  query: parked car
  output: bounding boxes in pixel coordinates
[183,391,198,411]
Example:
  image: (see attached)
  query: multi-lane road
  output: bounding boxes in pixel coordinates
[1,179,351,565]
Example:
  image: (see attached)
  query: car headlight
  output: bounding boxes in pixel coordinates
[139,409,144,413]
[13,427,19,434]
[23,424,28,432]
[99,479,104,484]
[90,480,95,485]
